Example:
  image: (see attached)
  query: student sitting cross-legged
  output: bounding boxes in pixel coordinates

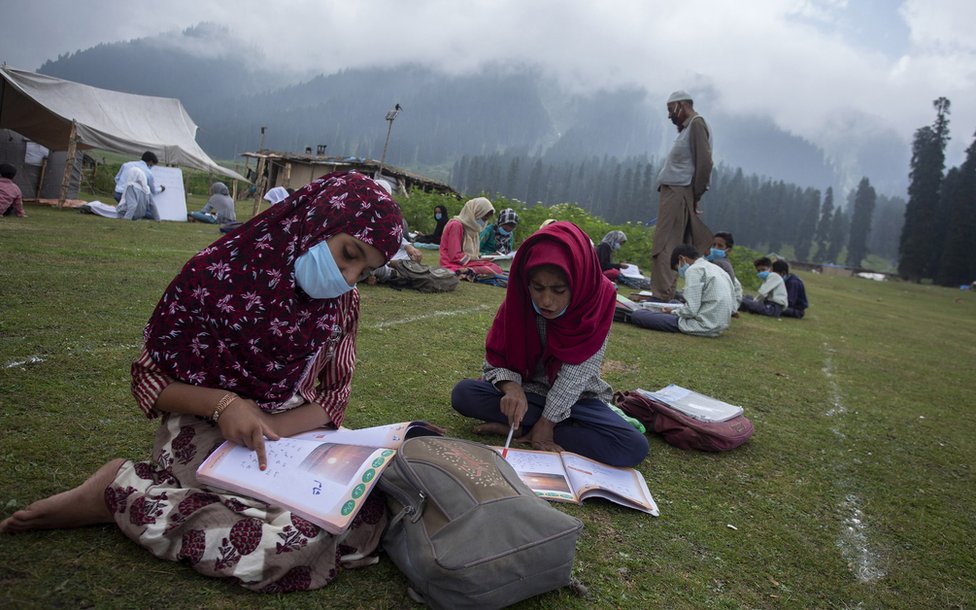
[739,256,788,317]
[629,244,735,337]
[775,259,808,318]
[451,221,649,468]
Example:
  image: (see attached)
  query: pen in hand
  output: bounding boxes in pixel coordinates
[501,422,516,459]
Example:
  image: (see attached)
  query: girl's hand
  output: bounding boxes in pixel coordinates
[498,381,528,429]
[217,398,281,470]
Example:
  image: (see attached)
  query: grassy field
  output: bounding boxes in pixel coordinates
[1,204,974,609]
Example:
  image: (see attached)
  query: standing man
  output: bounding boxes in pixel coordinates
[113,151,165,203]
[651,90,713,302]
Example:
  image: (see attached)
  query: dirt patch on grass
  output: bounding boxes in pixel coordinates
[602,359,639,375]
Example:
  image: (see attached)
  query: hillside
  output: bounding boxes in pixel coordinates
[36,24,909,197]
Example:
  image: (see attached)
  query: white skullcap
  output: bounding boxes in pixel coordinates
[667,90,693,104]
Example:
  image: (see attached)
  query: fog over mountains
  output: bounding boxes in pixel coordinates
[38,23,909,198]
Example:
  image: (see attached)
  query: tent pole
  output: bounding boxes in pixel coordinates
[57,120,78,209]
[34,154,49,199]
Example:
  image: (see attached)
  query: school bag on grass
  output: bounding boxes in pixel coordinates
[388,260,459,292]
[613,389,754,451]
[379,436,583,610]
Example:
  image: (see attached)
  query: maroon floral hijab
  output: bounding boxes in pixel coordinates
[143,171,403,408]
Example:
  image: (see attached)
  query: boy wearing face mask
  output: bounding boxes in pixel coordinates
[629,244,735,337]
[739,257,788,317]
[705,231,743,308]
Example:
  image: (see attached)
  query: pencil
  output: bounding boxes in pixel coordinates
[501,422,516,459]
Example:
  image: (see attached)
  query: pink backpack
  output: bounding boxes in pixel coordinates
[613,390,754,452]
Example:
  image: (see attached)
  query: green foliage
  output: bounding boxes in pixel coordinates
[899,99,950,281]
[847,177,877,268]
[3,204,975,609]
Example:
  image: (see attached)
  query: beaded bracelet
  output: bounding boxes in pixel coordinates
[211,392,240,422]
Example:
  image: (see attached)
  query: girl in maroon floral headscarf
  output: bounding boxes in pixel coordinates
[451,222,648,467]
[1,172,404,592]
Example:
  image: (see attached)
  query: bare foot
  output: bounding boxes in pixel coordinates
[0,458,126,534]
[472,422,512,437]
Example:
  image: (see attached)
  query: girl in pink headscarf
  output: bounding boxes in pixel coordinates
[1,172,405,592]
[451,222,648,467]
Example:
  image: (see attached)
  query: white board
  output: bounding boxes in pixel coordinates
[150,166,187,222]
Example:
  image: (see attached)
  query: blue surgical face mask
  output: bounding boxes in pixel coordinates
[294,240,355,299]
[757,270,770,280]
[497,226,511,236]
[612,242,623,251]
[678,262,690,278]
[434,212,443,221]
[531,300,568,318]
[477,218,488,229]
[707,247,726,261]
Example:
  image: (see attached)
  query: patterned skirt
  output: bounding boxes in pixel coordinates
[107,413,387,592]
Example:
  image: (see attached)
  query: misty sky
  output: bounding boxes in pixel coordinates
[2,0,974,166]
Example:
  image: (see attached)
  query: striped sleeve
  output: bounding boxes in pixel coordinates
[130,347,174,419]
[300,291,359,428]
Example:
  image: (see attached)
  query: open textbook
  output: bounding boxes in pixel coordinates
[497,447,659,516]
[197,421,442,535]
[616,293,678,312]
[638,385,743,422]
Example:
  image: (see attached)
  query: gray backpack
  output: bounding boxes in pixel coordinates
[379,436,583,609]
[388,260,459,292]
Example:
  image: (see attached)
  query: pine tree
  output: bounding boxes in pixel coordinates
[794,188,821,261]
[899,97,951,281]
[526,158,543,204]
[825,207,848,264]
[867,195,906,262]
[935,133,976,286]
[847,177,877,268]
[815,187,834,260]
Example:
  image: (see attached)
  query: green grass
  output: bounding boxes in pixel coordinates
[1,205,974,609]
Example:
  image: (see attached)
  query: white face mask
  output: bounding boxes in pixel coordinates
[294,240,354,299]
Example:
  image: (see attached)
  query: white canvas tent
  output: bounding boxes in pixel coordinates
[0,65,247,205]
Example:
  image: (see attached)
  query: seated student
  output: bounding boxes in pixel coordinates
[0,172,405,592]
[479,208,520,255]
[705,231,743,308]
[451,222,649,467]
[776,260,809,318]
[115,164,160,221]
[439,197,504,276]
[629,244,735,337]
[0,163,25,218]
[414,205,449,245]
[367,219,423,284]
[739,256,788,317]
[188,182,237,224]
[596,230,630,282]
[113,152,164,203]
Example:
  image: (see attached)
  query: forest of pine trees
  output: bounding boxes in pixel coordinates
[898,98,976,286]
[451,153,906,268]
